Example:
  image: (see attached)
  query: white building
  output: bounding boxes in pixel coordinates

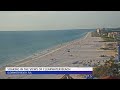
[96,28,101,35]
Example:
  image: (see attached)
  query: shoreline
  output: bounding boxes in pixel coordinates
[0,31,114,79]
[0,32,90,71]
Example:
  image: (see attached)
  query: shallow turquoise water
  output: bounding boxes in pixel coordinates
[0,29,94,66]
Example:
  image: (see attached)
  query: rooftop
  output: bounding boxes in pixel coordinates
[100,76,119,79]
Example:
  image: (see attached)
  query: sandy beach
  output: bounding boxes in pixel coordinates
[0,32,115,79]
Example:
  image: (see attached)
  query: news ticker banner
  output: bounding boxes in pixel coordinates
[5,67,93,74]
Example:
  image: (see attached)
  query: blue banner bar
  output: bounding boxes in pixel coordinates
[6,71,92,74]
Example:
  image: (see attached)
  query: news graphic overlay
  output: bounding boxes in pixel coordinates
[5,67,93,74]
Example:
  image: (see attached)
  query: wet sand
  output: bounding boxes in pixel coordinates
[0,32,114,79]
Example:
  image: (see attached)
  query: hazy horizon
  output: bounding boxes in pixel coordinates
[0,11,120,31]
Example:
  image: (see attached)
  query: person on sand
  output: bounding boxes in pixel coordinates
[51,58,56,60]
[67,49,70,52]
[97,60,100,64]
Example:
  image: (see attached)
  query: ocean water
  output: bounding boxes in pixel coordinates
[0,29,94,67]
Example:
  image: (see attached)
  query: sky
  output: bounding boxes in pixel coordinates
[0,11,120,31]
